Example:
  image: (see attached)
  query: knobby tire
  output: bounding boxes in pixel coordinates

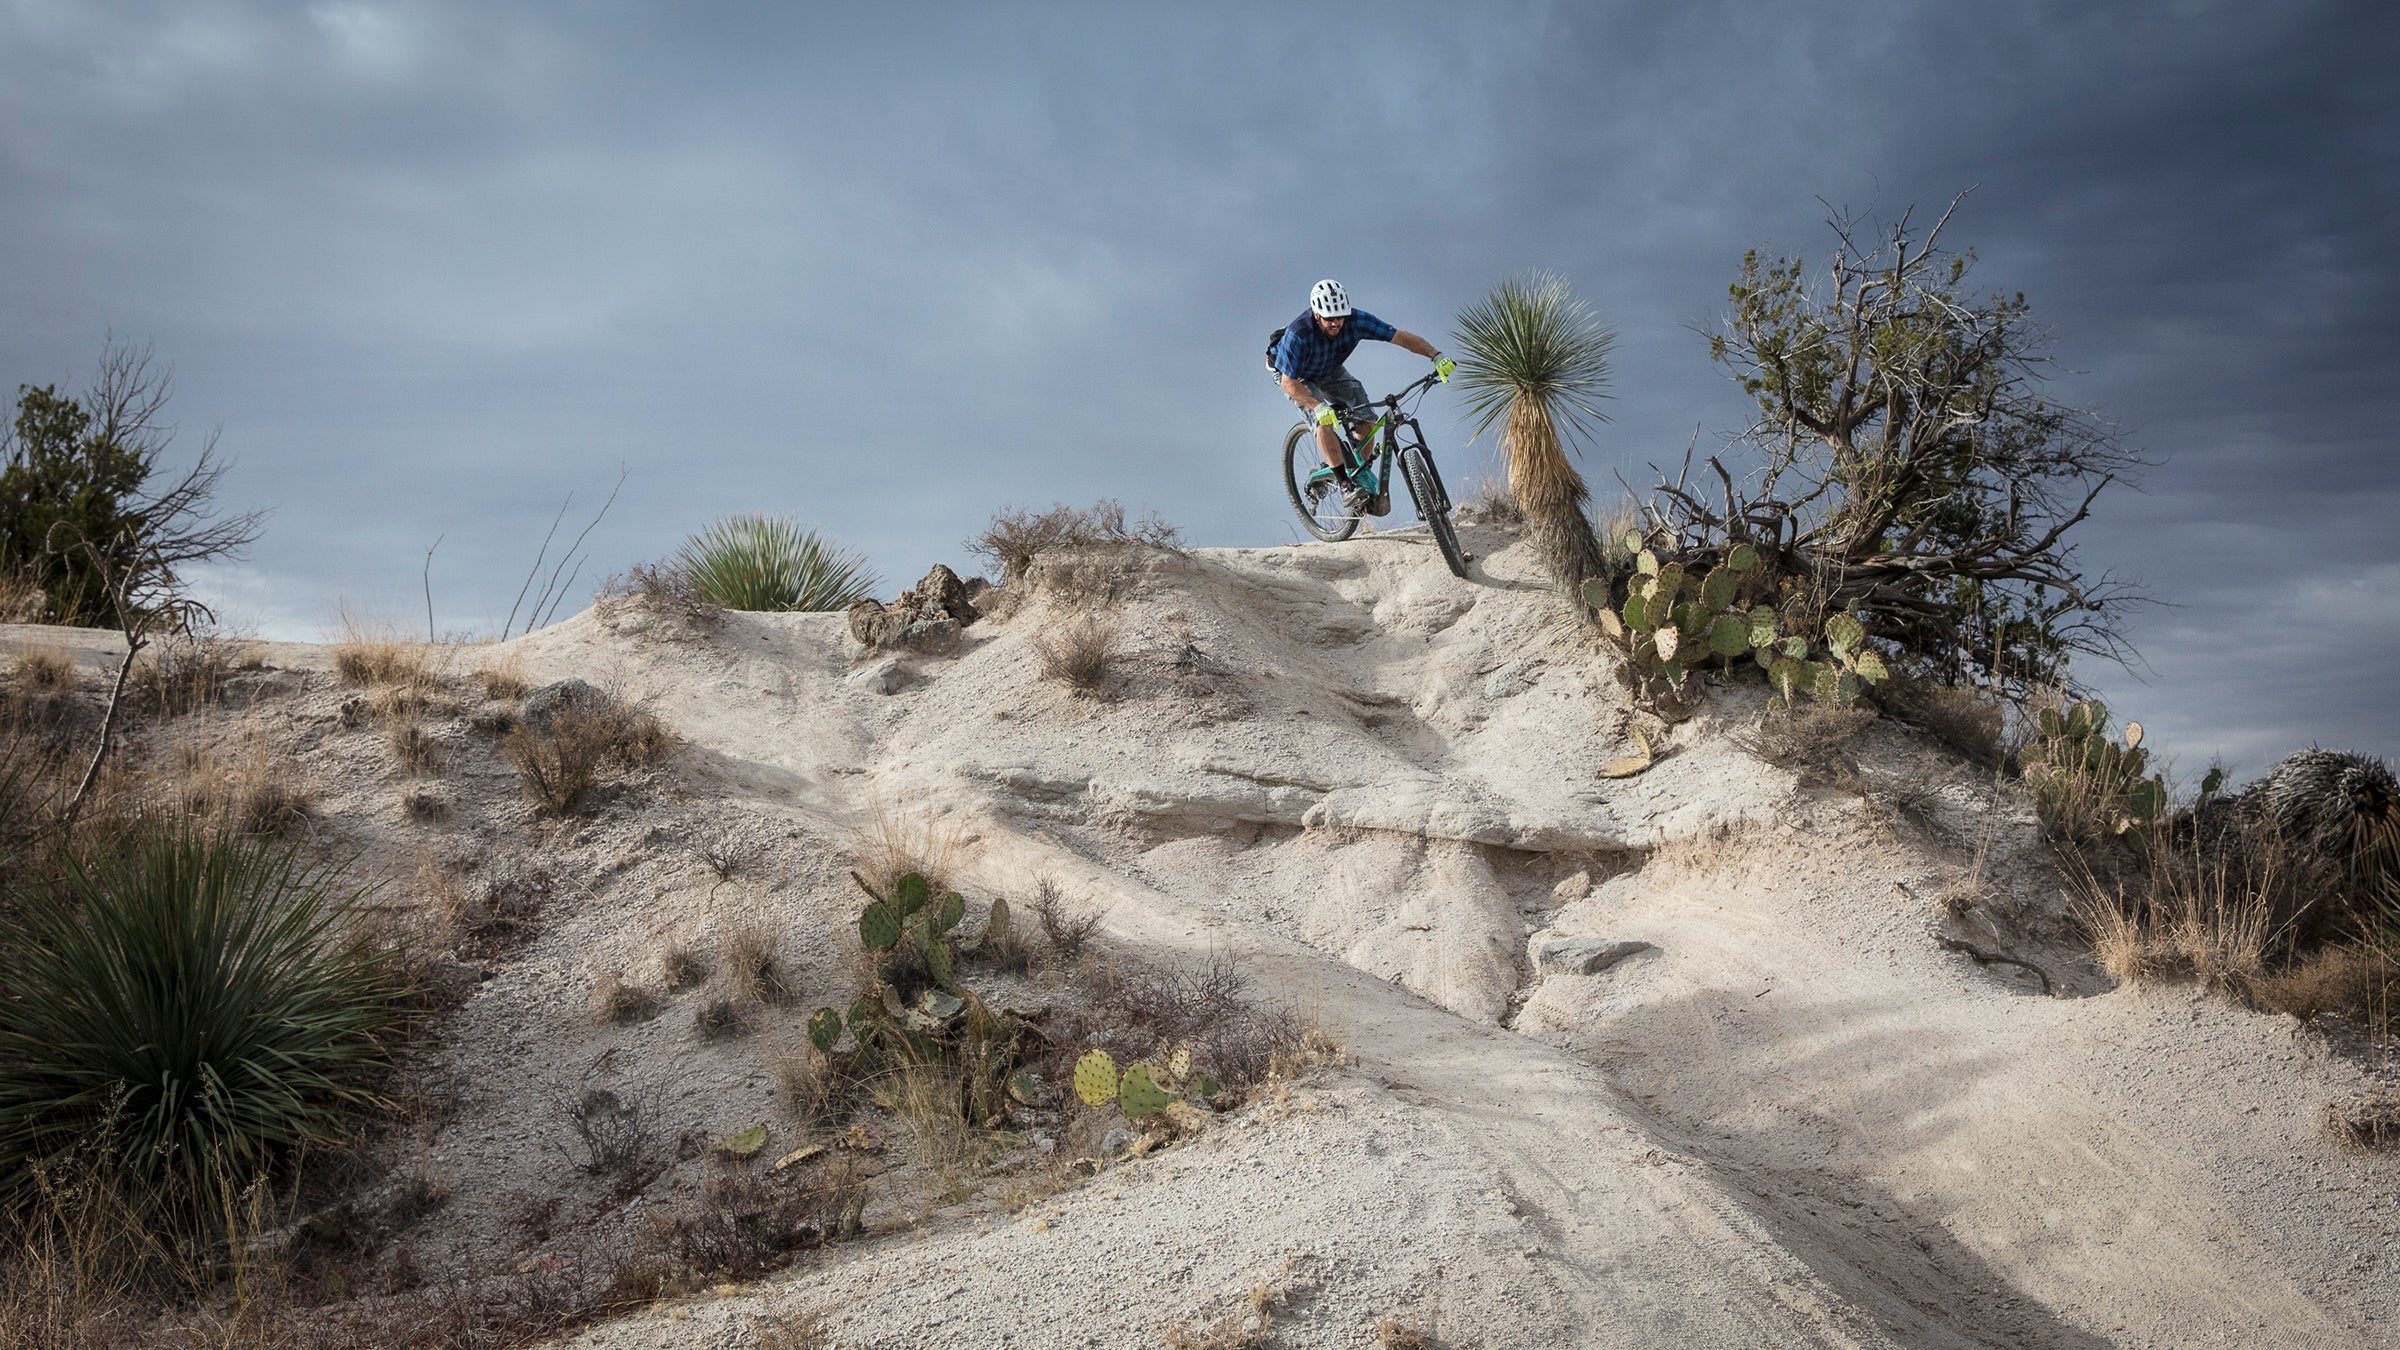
[1401,446,1468,578]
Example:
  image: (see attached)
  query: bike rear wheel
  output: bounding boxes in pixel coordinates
[1400,446,1469,578]
[1282,422,1359,543]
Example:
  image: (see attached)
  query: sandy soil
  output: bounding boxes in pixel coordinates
[7,519,2394,1349]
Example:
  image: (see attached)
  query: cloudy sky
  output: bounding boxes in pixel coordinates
[3,0,2392,779]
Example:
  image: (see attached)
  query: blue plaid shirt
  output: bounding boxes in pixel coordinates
[1272,310,1398,382]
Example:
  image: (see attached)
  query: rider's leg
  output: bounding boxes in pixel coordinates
[1314,369,1373,475]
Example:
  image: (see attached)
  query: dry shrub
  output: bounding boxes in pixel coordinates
[1378,1313,1437,1349]
[472,649,532,701]
[146,629,257,716]
[1163,1276,1288,1350]
[12,647,73,692]
[2329,1097,2400,1151]
[598,560,724,629]
[1738,701,1875,777]
[559,1086,666,1198]
[754,1304,834,1350]
[1031,615,1119,696]
[769,1042,849,1127]
[690,826,758,882]
[853,802,967,896]
[1032,878,1101,963]
[503,701,672,815]
[592,969,661,1024]
[969,499,1180,585]
[661,1156,866,1280]
[1886,676,2007,764]
[1077,953,1311,1095]
[693,992,750,1040]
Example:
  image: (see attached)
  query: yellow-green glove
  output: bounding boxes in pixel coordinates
[1313,403,1340,426]
[1434,355,1456,382]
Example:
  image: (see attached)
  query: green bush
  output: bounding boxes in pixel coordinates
[0,820,399,1208]
[674,514,877,612]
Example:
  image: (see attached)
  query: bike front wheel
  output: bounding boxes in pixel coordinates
[1282,422,1359,543]
[1399,446,1469,578]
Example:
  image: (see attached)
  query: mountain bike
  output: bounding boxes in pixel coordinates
[1279,369,1467,577]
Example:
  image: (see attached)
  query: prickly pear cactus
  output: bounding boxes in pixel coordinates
[2021,698,2169,837]
[929,888,966,937]
[1074,1049,1120,1106]
[859,900,903,952]
[1118,1063,1175,1118]
[983,896,1012,947]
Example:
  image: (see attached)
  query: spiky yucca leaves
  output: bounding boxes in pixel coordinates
[675,514,878,612]
[0,820,399,1209]
[1453,273,1616,603]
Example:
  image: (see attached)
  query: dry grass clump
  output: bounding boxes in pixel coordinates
[175,733,313,835]
[660,937,712,992]
[871,1064,986,1196]
[145,629,258,716]
[693,993,750,1040]
[1458,474,1524,528]
[1738,701,1876,777]
[472,649,533,701]
[1162,1276,1289,1350]
[12,647,73,692]
[0,569,47,624]
[398,786,447,822]
[430,859,551,955]
[718,919,793,1004]
[690,826,758,882]
[592,969,661,1024]
[2072,836,2279,991]
[330,609,440,689]
[853,802,967,896]
[2246,943,2396,1027]
[1378,1312,1438,1348]
[385,717,442,775]
[770,1042,849,1127]
[598,561,724,630]
[1031,615,1120,697]
[1886,676,2007,764]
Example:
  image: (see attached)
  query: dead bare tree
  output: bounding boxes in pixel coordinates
[1663,190,2147,692]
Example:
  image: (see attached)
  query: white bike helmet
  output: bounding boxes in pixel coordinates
[1309,278,1352,318]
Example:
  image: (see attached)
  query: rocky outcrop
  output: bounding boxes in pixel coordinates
[847,565,987,656]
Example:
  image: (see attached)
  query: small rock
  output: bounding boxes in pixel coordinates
[1537,936,1654,976]
[522,678,606,728]
[847,658,906,694]
[1552,870,1592,902]
[900,616,962,655]
[1483,662,1535,699]
[1100,1124,1132,1157]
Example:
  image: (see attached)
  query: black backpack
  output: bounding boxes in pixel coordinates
[1263,326,1290,373]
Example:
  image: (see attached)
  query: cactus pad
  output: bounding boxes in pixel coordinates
[892,872,931,915]
[1852,650,1889,684]
[1118,1063,1175,1118]
[2124,720,2144,750]
[1595,607,1625,641]
[859,900,903,952]
[1635,549,1659,576]
[807,1008,842,1054]
[1825,613,1864,656]
[1701,564,1735,613]
[1654,625,1680,661]
[1074,1049,1120,1106]
[1167,1045,1192,1081]
[921,933,956,987]
[983,896,1012,947]
[1709,615,1750,658]
[1727,543,1758,572]
[931,888,966,936]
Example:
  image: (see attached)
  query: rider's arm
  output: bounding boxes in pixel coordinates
[1389,329,1440,360]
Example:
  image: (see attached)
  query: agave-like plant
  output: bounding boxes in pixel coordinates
[1451,272,1616,604]
[675,514,879,612]
[0,820,399,1208]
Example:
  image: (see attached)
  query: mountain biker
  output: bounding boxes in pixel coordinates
[1270,279,1454,515]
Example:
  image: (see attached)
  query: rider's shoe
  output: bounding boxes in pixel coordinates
[1340,480,1376,518]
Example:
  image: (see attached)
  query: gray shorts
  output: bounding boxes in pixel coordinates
[1300,366,1369,413]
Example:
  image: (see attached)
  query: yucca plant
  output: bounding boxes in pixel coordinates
[675,514,878,612]
[0,820,399,1210]
[1452,272,1616,604]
